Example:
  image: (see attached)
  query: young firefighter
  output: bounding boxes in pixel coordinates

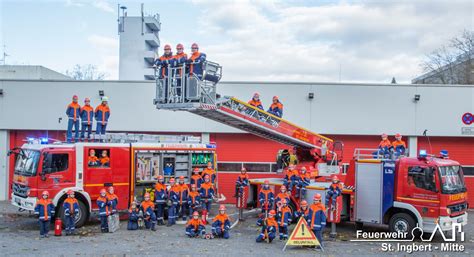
[267,96,283,118]
[258,180,274,215]
[296,167,310,198]
[65,95,81,142]
[154,175,167,225]
[80,97,94,141]
[167,178,180,226]
[307,194,326,247]
[190,168,203,189]
[212,205,231,239]
[276,199,292,240]
[100,150,110,167]
[201,162,216,184]
[283,165,298,192]
[275,185,290,209]
[34,190,55,238]
[248,92,264,110]
[294,200,309,221]
[88,149,99,167]
[235,167,249,197]
[95,96,110,137]
[392,133,407,156]
[177,176,189,221]
[200,174,215,221]
[140,192,157,231]
[63,190,79,235]
[256,210,278,243]
[127,201,140,230]
[325,175,342,207]
[187,184,201,218]
[185,211,206,238]
[107,186,118,213]
[97,188,110,233]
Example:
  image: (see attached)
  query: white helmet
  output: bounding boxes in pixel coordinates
[101,96,109,102]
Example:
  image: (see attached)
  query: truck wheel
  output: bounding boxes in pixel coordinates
[57,200,88,228]
[389,213,415,234]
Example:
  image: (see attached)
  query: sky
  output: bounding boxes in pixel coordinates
[0,0,472,83]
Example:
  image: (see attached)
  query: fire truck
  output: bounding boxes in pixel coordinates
[153,60,468,234]
[9,134,217,227]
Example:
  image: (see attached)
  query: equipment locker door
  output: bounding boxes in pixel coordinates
[355,161,383,223]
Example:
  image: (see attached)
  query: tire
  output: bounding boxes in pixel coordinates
[355,221,363,230]
[58,200,88,228]
[389,213,415,234]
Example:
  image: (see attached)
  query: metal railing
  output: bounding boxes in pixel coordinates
[353,148,405,161]
[91,133,202,144]
[221,97,282,128]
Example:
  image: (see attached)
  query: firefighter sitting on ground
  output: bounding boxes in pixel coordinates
[283,165,298,192]
[167,178,180,226]
[307,194,326,247]
[190,168,203,189]
[256,209,278,243]
[392,133,407,157]
[201,162,216,184]
[34,190,55,238]
[97,188,110,233]
[212,205,231,239]
[267,96,283,118]
[140,192,157,231]
[235,167,249,197]
[88,149,99,167]
[154,175,167,226]
[296,166,310,198]
[326,175,342,207]
[294,200,309,221]
[259,180,274,214]
[275,185,290,210]
[64,190,80,235]
[276,198,292,240]
[100,150,110,167]
[127,201,140,230]
[186,211,206,238]
[177,176,190,221]
[187,184,201,219]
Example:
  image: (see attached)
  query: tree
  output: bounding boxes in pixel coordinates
[421,30,473,84]
[65,64,106,80]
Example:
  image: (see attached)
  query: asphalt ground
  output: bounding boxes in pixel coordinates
[0,201,472,257]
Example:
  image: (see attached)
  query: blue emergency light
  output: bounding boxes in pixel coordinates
[40,137,49,144]
[419,149,427,158]
[440,150,449,158]
[27,137,35,144]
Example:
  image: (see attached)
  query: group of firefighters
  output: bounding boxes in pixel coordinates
[65,95,111,142]
[247,92,284,118]
[376,133,407,157]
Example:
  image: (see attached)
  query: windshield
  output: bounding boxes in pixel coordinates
[14,149,40,177]
[439,166,466,194]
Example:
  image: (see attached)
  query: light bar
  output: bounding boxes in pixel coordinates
[419,149,427,158]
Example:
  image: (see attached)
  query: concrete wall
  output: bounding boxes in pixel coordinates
[0,79,473,137]
[0,65,71,80]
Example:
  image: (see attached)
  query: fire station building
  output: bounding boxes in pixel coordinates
[0,74,473,206]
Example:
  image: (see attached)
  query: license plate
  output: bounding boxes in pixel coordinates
[457,217,463,223]
[15,197,21,205]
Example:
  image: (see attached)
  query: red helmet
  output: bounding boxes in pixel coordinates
[253,92,260,97]
[176,43,184,49]
[169,178,175,183]
[301,167,307,172]
[313,193,322,201]
[192,211,199,216]
[164,44,171,50]
[193,168,200,173]
[219,204,226,211]
[108,186,114,192]
[42,190,49,196]
[269,210,276,216]
[204,174,210,179]
[241,167,247,173]
[72,95,78,99]
[281,199,287,204]
[273,96,279,100]
[157,175,164,180]
[381,133,388,138]
[191,184,197,189]
[67,190,74,195]
[179,176,185,181]
[395,133,402,139]
[332,175,339,182]
[84,98,90,102]
[207,162,212,166]
[100,188,106,194]
[144,192,150,198]
[264,180,270,185]
[280,185,286,191]
[191,43,199,49]
[300,200,308,207]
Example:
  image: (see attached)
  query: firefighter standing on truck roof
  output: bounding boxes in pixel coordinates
[256,209,278,243]
[168,178,180,226]
[186,43,207,80]
[95,96,110,138]
[34,190,55,238]
[140,192,157,231]
[392,133,407,156]
[190,168,203,189]
[248,92,264,110]
[267,96,283,118]
[276,198,292,240]
[66,95,81,143]
[212,205,231,239]
[374,133,392,157]
[186,211,206,238]
[201,162,216,184]
[80,97,94,141]
[63,190,79,235]
[307,194,326,247]
[97,188,110,233]
[259,180,275,214]
[187,184,201,219]
[154,175,167,226]
[177,176,190,221]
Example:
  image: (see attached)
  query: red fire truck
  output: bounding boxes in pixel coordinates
[10,134,217,227]
[153,60,468,234]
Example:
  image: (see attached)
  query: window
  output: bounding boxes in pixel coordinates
[218,163,242,172]
[408,166,437,192]
[88,149,110,168]
[42,153,69,173]
[217,162,276,172]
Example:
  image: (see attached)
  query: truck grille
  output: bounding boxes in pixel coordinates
[448,202,468,214]
[12,183,29,198]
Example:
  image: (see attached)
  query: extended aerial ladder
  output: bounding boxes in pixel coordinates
[153,61,343,169]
